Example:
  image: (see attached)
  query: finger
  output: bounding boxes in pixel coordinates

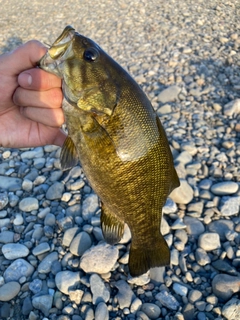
[2,40,47,75]
[13,86,63,109]
[20,106,65,127]
[18,68,62,91]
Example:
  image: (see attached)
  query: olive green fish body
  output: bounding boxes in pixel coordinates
[39,26,180,276]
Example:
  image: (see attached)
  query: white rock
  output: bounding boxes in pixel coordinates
[198,233,221,251]
[55,271,80,295]
[169,179,193,204]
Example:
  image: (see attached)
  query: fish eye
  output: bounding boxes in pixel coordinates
[83,47,99,62]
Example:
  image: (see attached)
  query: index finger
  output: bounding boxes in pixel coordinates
[18,68,62,91]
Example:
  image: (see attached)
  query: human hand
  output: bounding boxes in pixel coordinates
[0,40,66,149]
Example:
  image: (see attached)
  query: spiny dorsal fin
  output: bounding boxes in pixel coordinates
[101,202,125,245]
[60,136,79,171]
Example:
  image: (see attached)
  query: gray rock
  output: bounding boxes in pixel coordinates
[0,281,20,301]
[4,259,34,282]
[170,179,193,204]
[157,85,181,103]
[2,243,29,259]
[207,220,234,241]
[173,283,188,296]
[32,294,53,317]
[95,302,109,320]
[155,290,180,310]
[33,157,46,169]
[66,204,81,217]
[13,213,24,225]
[115,280,135,309]
[44,213,56,226]
[157,104,172,115]
[20,147,44,159]
[0,175,22,191]
[70,231,92,256]
[195,248,211,266]
[38,251,58,273]
[220,197,240,216]
[80,243,118,274]
[161,216,170,235]
[141,303,161,319]
[22,179,33,192]
[211,182,239,195]
[198,233,221,251]
[212,260,237,275]
[46,182,65,200]
[212,274,240,301]
[188,290,202,304]
[0,192,8,210]
[128,273,150,286]
[82,193,99,220]
[90,274,110,304]
[149,267,165,284]
[69,289,84,304]
[224,99,240,116]
[0,218,10,228]
[62,227,80,247]
[0,231,14,243]
[222,297,240,320]
[29,279,43,294]
[32,242,50,256]
[175,151,193,165]
[184,216,205,238]
[19,197,39,212]
[22,296,33,316]
[55,271,80,295]
[163,198,178,214]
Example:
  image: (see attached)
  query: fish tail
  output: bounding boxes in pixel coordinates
[128,234,170,277]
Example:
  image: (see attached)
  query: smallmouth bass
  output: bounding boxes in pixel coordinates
[39,26,180,276]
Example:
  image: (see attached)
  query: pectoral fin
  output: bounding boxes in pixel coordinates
[60,136,79,171]
[101,202,125,245]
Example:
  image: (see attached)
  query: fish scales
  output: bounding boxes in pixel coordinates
[39,25,180,276]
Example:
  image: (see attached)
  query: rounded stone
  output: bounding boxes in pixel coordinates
[55,271,81,295]
[170,179,194,204]
[141,303,161,319]
[46,182,65,200]
[69,231,92,256]
[0,282,20,301]
[2,243,29,260]
[95,302,109,320]
[19,197,39,212]
[4,259,34,282]
[198,233,221,251]
[211,182,239,195]
[212,274,240,301]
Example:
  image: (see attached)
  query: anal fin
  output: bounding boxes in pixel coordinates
[101,202,124,245]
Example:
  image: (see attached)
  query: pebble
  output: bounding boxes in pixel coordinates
[212,274,240,301]
[220,197,240,216]
[20,147,44,160]
[32,242,50,256]
[141,303,161,319]
[82,193,99,220]
[95,302,109,320]
[32,295,53,317]
[90,274,110,304]
[155,290,180,310]
[80,243,118,274]
[38,251,59,273]
[195,248,211,266]
[184,216,205,238]
[173,283,188,296]
[170,179,194,204]
[115,280,135,309]
[0,192,8,209]
[0,175,22,191]
[157,85,181,103]
[4,259,34,282]
[46,182,65,200]
[0,231,14,243]
[207,220,234,241]
[222,297,240,320]
[224,99,240,116]
[0,281,20,301]
[19,197,39,212]
[130,297,142,313]
[55,271,80,295]
[188,290,202,304]
[198,233,221,251]
[211,182,239,195]
[69,231,92,256]
[149,267,165,284]
[13,213,24,225]
[62,227,80,247]
[2,243,29,259]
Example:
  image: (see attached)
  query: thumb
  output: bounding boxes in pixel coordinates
[2,40,47,76]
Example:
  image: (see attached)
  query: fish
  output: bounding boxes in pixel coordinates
[39,25,180,277]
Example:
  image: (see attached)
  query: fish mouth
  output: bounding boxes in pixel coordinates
[38,25,76,77]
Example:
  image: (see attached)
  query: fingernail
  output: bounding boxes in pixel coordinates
[18,73,32,87]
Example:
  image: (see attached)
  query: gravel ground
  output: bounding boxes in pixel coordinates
[0,0,240,319]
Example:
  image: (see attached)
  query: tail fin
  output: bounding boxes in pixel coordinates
[128,234,170,277]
